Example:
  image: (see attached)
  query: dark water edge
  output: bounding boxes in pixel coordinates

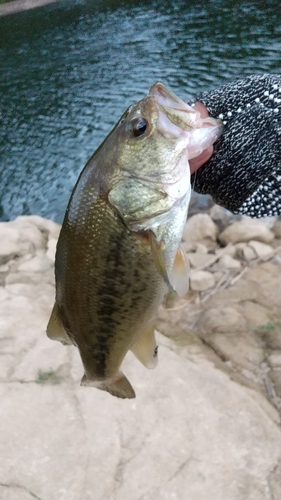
[1,0,281,222]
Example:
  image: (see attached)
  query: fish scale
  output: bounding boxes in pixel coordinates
[58,197,163,377]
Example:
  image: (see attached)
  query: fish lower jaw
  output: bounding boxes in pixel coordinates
[186,123,223,160]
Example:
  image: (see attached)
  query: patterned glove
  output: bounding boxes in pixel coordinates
[190,74,281,217]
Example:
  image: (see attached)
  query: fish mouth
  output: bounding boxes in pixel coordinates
[149,82,200,139]
[149,83,224,159]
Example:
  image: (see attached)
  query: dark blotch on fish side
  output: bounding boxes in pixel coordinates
[191,74,281,218]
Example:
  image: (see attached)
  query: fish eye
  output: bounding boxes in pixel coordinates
[131,117,148,137]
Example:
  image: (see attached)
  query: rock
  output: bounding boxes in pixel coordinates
[0,216,281,500]
[1,328,281,500]
[0,264,9,273]
[0,241,18,264]
[182,214,219,243]
[205,279,258,307]
[190,270,215,291]
[213,271,225,282]
[209,204,232,225]
[183,238,218,253]
[46,238,57,261]
[0,287,9,302]
[242,245,257,261]
[17,254,53,273]
[0,217,46,258]
[219,219,275,245]
[197,307,247,334]
[5,271,55,286]
[217,255,242,270]
[235,242,247,258]
[245,261,280,282]
[16,215,61,240]
[239,301,269,328]
[272,219,281,238]
[256,216,278,228]
[187,252,215,269]
[248,240,274,260]
[267,352,281,367]
[194,243,208,254]
[216,244,236,257]
[203,331,265,373]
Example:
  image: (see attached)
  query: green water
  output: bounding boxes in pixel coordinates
[0,0,280,221]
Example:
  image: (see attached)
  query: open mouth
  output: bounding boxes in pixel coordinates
[149,83,223,159]
[149,82,201,138]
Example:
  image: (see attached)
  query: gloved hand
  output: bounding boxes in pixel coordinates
[190,74,281,218]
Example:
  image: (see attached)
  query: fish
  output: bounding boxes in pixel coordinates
[190,73,281,218]
[46,83,223,399]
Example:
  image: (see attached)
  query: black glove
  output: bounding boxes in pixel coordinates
[190,74,281,217]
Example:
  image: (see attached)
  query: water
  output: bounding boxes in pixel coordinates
[0,0,280,222]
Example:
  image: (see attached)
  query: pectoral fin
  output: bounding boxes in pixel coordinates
[149,233,189,297]
[169,245,190,296]
[46,303,72,345]
[148,231,174,291]
[81,372,136,399]
[130,324,158,369]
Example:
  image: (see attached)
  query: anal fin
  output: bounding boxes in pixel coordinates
[81,372,135,399]
[130,324,158,369]
[46,303,72,345]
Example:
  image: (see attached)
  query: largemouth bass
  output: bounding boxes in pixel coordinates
[47,83,222,399]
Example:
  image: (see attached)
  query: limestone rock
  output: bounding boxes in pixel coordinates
[0,240,19,264]
[205,278,258,307]
[216,243,236,257]
[272,219,281,238]
[46,238,57,261]
[182,214,218,243]
[213,271,225,282]
[219,219,275,245]
[17,254,53,273]
[190,270,215,291]
[0,264,9,273]
[194,243,208,254]
[218,254,242,270]
[198,306,247,333]
[209,204,232,225]
[5,271,55,286]
[0,217,46,257]
[242,245,257,261]
[201,330,264,373]
[235,242,247,259]
[248,240,274,260]
[16,215,61,240]
[267,352,281,367]
[239,301,269,328]
[1,215,281,500]
[187,252,215,269]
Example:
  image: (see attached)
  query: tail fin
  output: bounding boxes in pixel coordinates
[81,372,136,399]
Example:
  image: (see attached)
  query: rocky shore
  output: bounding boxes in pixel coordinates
[0,209,281,500]
[0,0,61,17]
